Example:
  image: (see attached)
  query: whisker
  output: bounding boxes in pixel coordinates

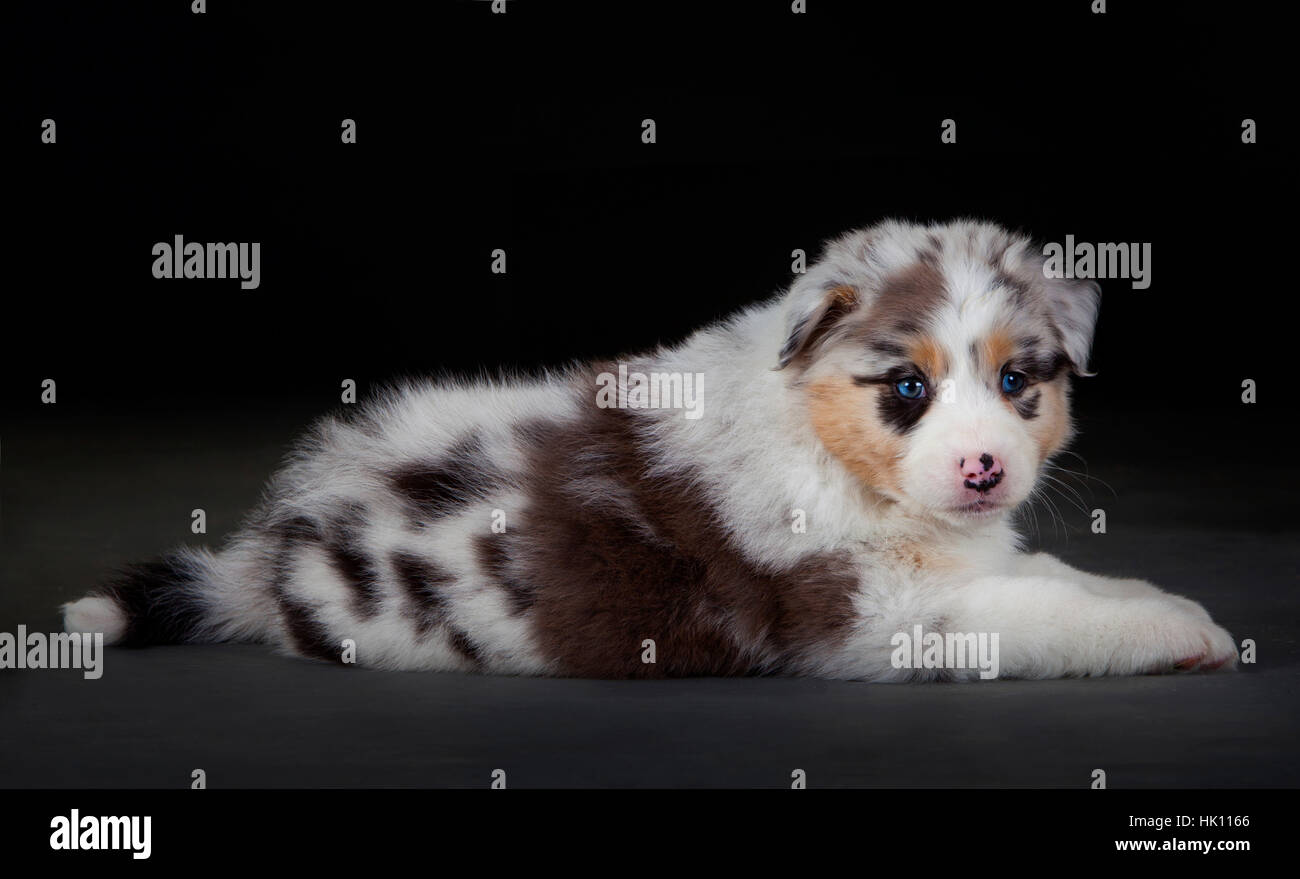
[1024,484,1065,541]
[1044,458,1119,498]
[1039,473,1091,517]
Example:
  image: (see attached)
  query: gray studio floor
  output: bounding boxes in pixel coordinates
[2,406,1296,788]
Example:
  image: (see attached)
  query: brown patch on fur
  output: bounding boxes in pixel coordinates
[268,517,345,664]
[978,326,1017,373]
[827,283,857,308]
[473,534,538,614]
[492,399,861,678]
[907,335,947,381]
[850,262,948,341]
[386,435,499,525]
[1026,380,1071,463]
[390,551,485,668]
[917,233,944,266]
[807,376,905,495]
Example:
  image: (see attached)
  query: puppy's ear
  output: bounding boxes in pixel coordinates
[1041,277,1101,376]
[775,282,860,369]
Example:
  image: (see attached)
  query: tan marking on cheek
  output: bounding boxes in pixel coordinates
[908,336,947,381]
[807,376,904,495]
[1029,380,1071,462]
[980,326,1016,372]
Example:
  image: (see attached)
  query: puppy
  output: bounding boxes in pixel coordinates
[63,219,1238,679]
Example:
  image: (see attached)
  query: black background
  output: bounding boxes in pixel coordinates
[8,1,1291,425]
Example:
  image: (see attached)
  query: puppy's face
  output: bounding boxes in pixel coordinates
[780,222,1099,526]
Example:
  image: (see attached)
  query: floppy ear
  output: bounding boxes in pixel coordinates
[1040,276,1101,377]
[775,282,860,369]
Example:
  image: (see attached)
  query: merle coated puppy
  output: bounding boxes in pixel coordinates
[64,220,1238,680]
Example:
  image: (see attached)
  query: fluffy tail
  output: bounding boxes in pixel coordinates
[63,547,229,646]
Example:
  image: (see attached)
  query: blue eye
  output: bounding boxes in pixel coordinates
[895,377,927,400]
[1001,371,1027,394]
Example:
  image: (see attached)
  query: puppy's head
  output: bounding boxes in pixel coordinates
[778,220,1099,526]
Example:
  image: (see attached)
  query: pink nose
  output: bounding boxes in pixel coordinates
[959,453,1004,494]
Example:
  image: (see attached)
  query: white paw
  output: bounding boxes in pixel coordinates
[62,596,127,645]
[1116,599,1238,675]
[1145,582,1216,624]
[1104,577,1214,623]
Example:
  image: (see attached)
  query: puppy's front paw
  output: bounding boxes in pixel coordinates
[1125,602,1238,675]
[1103,577,1215,623]
[1171,617,1238,672]
[1152,586,1217,625]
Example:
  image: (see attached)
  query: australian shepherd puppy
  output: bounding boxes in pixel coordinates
[63,219,1237,680]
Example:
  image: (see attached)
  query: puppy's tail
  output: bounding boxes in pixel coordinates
[63,547,249,646]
